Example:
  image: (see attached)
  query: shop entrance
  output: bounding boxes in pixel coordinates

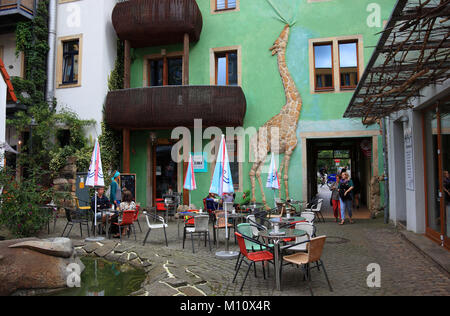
[153,144,178,203]
[306,137,372,219]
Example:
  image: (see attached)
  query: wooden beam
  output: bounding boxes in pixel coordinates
[123,128,130,173]
[183,33,189,85]
[124,40,131,89]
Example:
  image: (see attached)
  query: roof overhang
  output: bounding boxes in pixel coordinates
[344,0,450,123]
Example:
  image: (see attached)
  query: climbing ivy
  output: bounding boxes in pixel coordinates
[100,39,124,185]
[10,0,94,175]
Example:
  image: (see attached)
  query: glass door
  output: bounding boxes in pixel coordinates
[440,104,450,246]
[424,101,450,248]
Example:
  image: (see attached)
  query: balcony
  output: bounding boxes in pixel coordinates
[112,0,203,48]
[0,0,36,33]
[105,86,247,129]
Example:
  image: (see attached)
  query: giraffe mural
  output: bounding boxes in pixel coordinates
[250,24,303,210]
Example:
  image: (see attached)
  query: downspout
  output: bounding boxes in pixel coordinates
[46,0,57,106]
[382,117,390,224]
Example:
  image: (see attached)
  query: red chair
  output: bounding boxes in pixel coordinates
[113,210,136,242]
[233,232,274,291]
[133,205,143,232]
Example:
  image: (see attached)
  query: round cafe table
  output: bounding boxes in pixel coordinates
[269,216,306,225]
[259,228,307,291]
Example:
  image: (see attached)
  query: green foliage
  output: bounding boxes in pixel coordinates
[107,39,124,92]
[0,167,68,238]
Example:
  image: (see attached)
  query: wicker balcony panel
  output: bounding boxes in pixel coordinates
[105,86,247,129]
[112,0,203,48]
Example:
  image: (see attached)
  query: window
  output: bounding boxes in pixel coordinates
[62,40,79,85]
[216,0,236,11]
[339,41,359,89]
[314,43,333,90]
[309,36,363,93]
[148,56,183,86]
[215,51,238,86]
[57,34,82,88]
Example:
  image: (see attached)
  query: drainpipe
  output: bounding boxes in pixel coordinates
[382,117,390,224]
[46,0,57,106]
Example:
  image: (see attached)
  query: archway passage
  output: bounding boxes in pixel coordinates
[306,137,372,219]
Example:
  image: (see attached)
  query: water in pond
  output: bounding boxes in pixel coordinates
[49,257,146,296]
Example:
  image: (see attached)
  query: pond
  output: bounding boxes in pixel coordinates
[48,257,146,296]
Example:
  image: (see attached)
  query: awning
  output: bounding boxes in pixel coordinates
[344,0,450,124]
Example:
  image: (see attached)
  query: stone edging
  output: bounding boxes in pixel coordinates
[74,240,210,296]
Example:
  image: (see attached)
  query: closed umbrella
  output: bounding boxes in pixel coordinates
[183,154,197,206]
[266,152,280,207]
[85,138,105,242]
[210,135,239,259]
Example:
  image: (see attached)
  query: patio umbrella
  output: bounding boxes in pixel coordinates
[85,138,105,242]
[183,154,197,206]
[210,135,239,260]
[266,152,280,207]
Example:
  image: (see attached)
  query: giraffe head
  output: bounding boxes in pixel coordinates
[270,24,290,56]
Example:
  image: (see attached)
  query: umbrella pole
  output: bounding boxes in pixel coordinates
[225,205,229,251]
[94,191,98,237]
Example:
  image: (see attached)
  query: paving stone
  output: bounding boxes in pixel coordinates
[178,286,205,296]
[114,243,134,253]
[94,243,117,257]
[145,282,179,296]
[163,278,188,288]
[83,242,101,253]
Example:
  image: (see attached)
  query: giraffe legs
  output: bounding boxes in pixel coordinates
[283,150,294,200]
[277,154,287,199]
[256,153,270,210]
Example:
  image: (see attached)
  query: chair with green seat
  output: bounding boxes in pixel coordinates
[235,223,274,271]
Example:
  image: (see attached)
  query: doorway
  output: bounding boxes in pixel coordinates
[306,137,372,219]
[153,144,178,202]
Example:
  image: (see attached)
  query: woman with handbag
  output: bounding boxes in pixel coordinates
[339,172,354,225]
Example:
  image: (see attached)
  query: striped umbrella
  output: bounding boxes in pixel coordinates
[183,154,197,205]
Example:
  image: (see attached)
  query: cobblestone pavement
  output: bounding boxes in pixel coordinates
[39,214,450,296]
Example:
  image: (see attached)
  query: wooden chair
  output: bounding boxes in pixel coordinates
[281,236,332,296]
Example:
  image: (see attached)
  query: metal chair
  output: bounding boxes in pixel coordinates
[143,211,168,246]
[61,208,90,238]
[304,199,324,222]
[301,211,316,224]
[182,215,211,253]
[281,236,333,296]
[233,232,274,291]
[283,222,315,253]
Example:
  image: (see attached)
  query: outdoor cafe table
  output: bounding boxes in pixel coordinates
[269,216,306,225]
[259,228,307,291]
[95,208,115,239]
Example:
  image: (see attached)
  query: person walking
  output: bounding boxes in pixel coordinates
[339,171,354,225]
[110,171,122,208]
[329,174,341,222]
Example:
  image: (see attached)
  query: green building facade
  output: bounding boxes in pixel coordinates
[108,0,396,210]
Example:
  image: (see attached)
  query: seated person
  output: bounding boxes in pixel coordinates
[111,190,136,238]
[91,187,111,234]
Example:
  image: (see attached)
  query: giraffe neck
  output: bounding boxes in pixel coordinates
[277,35,302,117]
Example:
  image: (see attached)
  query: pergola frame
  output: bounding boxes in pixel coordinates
[344,0,450,124]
